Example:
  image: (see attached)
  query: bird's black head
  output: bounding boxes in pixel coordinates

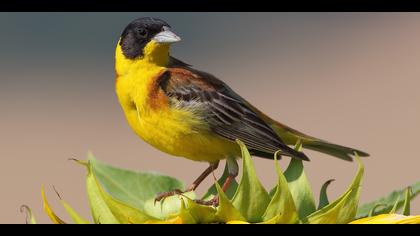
[119,17,181,59]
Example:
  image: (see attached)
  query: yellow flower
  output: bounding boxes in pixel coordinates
[350,214,420,224]
[34,148,419,224]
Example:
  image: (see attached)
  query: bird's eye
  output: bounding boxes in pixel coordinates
[137,28,148,38]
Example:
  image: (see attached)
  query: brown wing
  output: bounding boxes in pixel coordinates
[156,58,309,161]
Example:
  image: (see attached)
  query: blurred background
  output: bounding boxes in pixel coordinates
[1,13,419,223]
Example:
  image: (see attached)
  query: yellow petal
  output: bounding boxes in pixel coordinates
[144,216,184,224]
[350,214,420,224]
[226,220,250,224]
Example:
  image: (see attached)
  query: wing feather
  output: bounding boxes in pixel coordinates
[157,59,309,161]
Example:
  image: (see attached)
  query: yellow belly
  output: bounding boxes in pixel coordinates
[123,104,239,163]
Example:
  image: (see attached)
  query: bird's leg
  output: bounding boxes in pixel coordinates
[155,161,219,203]
[195,157,239,207]
[185,161,219,192]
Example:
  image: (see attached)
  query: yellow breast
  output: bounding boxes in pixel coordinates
[115,41,239,163]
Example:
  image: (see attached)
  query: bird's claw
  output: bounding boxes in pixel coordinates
[154,190,219,207]
[154,189,184,205]
[194,195,219,207]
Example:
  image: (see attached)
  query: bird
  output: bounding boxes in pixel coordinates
[114,17,369,205]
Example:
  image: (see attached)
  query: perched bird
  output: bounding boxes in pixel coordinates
[115,17,369,205]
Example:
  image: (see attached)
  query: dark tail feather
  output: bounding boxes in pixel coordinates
[250,143,310,161]
[303,140,369,162]
[279,143,311,161]
[249,139,367,162]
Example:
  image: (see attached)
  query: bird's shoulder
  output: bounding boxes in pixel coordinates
[160,56,227,93]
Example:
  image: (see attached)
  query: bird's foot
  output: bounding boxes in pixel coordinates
[154,190,220,207]
[194,195,219,207]
[154,189,185,205]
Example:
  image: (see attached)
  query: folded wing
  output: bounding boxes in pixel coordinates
[156,59,309,161]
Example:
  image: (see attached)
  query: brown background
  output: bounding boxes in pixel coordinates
[0,13,419,223]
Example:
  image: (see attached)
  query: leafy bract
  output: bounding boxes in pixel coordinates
[402,187,411,216]
[92,178,156,224]
[283,141,317,219]
[335,155,364,223]
[261,152,299,224]
[35,143,419,224]
[356,181,420,219]
[305,190,353,224]
[86,156,164,223]
[215,181,246,222]
[87,153,184,211]
[85,161,120,224]
[306,156,364,224]
[182,197,217,223]
[318,179,334,210]
[231,140,271,223]
[352,188,420,224]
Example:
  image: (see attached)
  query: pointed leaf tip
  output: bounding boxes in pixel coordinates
[402,187,412,216]
[284,142,317,219]
[232,140,270,222]
[215,181,246,222]
[41,187,66,224]
[20,205,36,224]
[307,153,364,224]
[69,158,88,167]
[262,155,299,224]
[318,179,335,210]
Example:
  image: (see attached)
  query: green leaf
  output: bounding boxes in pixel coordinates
[335,155,364,223]
[318,179,335,210]
[306,155,364,224]
[215,181,246,222]
[261,152,299,224]
[231,140,271,223]
[20,205,37,224]
[284,141,317,219]
[88,153,184,211]
[182,197,217,223]
[356,181,420,219]
[93,183,155,224]
[85,161,120,224]
[201,163,238,201]
[402,187,411,216]
[86,155,158,223]
[305,190,353,224]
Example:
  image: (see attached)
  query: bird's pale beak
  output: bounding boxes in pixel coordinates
[153,26,181,44]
